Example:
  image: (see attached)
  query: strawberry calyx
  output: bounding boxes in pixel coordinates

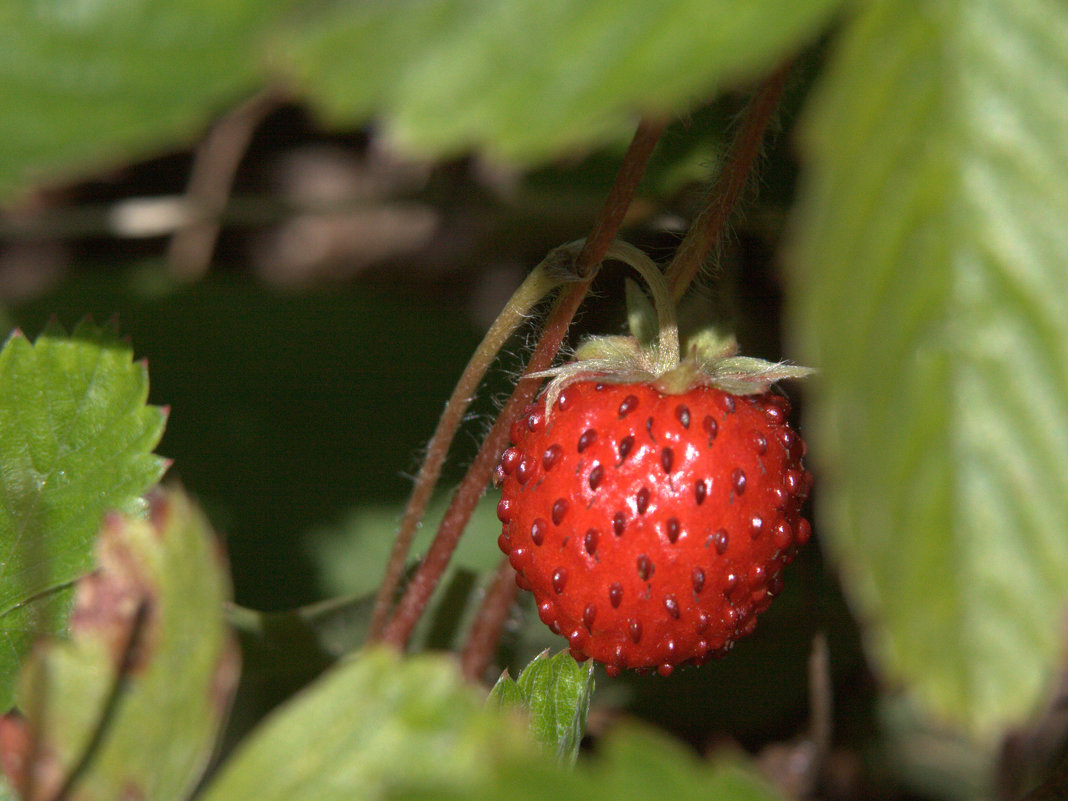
[533,242,813,411]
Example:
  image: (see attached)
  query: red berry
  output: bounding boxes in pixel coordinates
[497,380,810,676]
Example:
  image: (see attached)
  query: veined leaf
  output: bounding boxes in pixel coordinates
[5,489,238,801]
[0,320,168,709]
[489,649,595,766]
[789,0,1068,736]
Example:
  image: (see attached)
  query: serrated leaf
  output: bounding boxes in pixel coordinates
[285,0,844,163]
[513,650,594,766]
[0,320,168,709]
[5,489,239,801]
[789,0,1068,737]
[0,0,284,197]
[487,668,524,712]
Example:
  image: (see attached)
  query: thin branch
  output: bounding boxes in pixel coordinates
[665,62,791,302]
[367,262,567,640]
[378,282,585,650]
[379,117,667,651]
[577,117,669,277]
[167,89,282,278]
[460,557,520,681]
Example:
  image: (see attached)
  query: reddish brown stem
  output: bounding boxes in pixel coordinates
[460,557,520,681]
[577,117,669,277]
[665,62,791,301]
[378,117,666,651]
[379,282,586,650]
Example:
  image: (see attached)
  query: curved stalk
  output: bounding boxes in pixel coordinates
[460,558,520,681]
[378,116,667,652]
[367,259,573,640]
[601,240,679,370]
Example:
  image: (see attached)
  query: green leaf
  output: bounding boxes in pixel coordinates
[308,495,504,601]
[483,724,784,801]
[0,0,283,197]
[487,667,524,712]
[789,0,1068,737]
[219,594,376,751]
[6,489,239,801]
[285,0,845,163]
[198,646,534,801]
[516,650,595,765]
[199,646,783,801]
[0,320,168,710]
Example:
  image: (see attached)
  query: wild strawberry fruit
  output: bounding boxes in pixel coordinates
[495,247,812,676]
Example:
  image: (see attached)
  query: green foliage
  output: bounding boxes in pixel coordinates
[0,0,844,198]
[789,0,1068,737]
[4,0,1068,792]
[201,646,781,801]
[285,0,844,162]
[0,0,284,196]
[489,649,595,766]
[8,489,237,801]
[0,320,168,710]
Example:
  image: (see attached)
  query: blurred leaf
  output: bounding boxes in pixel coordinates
[199,646,782,801]
[278,0,845,162]
[789,0,1068,736]
[0,320,168,710]
[198,646,534,801]
[489,649,595,766]
[0,0,283,197]
[218,594,374,754]
[482,723,785,801]
[6,489,238,801]
[877,696,993,801]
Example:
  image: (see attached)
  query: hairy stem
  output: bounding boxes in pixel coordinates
[379,117,666,651]
[367,261,570,640]
[665,62,791,302]
[460,557,520,681]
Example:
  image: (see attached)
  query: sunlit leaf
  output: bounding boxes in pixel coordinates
[0,320,168,709]
[0,0,283,196]
[789,0,1068,736]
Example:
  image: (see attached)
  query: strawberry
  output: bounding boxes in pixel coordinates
[494,246,812,676]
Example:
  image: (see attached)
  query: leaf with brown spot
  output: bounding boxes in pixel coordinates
[8,489,237,801]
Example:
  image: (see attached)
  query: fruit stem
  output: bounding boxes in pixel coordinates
[367,258,574,640]
[665,61,791,302]
[602,240,679,371]
[460,556,520,681]
[378,118,666,651]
